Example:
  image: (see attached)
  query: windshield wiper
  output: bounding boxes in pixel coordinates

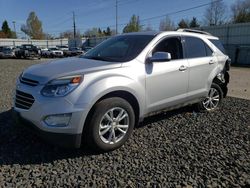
[82,56,116,62]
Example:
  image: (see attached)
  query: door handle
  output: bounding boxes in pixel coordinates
[179,65,187,71]
[209,60,215,64]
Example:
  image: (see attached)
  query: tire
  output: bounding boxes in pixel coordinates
[85,97,135,152]
[196,83,223,112]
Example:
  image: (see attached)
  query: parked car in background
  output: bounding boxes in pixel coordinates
[48,47,64,58]
[56,45,68,51]
[69,47,84,56]
[40,48,51,58]
[0,46,15,58]
[15,44,41,59]
[12,46,21,53]
[13,30,230,151]
[56,45,71,57]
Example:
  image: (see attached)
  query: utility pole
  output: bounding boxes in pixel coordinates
[12,21,17,38]
[73,11,76,39]
[115,0,118,35]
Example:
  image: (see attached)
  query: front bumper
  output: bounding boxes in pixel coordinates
[12,109,82,148]
[13,79,91,148]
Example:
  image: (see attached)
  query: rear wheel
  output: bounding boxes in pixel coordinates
[85,97,135,152]
[196,83,223,111]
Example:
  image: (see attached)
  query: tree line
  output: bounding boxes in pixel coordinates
[0,0,249,39]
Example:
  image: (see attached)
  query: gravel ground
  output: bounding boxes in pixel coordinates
[0,59,250,187]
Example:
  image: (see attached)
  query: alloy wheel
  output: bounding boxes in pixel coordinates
[99,107,129,144]
[202,88,220,110]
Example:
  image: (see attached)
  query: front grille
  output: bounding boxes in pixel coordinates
[20,77,39,86]
[15,90,35,110]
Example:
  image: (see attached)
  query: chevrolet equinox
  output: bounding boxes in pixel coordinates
[13,29,230,151]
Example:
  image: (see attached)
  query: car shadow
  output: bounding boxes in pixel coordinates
[0,109,97,165]
[0,106,194,165]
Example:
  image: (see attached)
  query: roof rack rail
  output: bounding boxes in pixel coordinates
[177,28,212,36]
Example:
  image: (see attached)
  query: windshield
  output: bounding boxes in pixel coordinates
[80,34,154,62]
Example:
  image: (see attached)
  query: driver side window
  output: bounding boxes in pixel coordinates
[152,37,183,60]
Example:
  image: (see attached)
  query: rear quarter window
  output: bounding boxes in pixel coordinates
[209,39,226,54]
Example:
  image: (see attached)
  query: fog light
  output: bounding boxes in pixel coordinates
[44,113,71,127]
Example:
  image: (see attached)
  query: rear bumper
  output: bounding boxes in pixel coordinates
[12,108,82,148]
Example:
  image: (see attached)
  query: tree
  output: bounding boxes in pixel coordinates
[123,15,142,33]
[0,31,7,38]
[98,28,103,36]
[144,23,154,31]
[84,28,99,37]
[231,0,250,23]
[84,27,114,38]
[21,11,44,39]
[105,27,112,36]
[101,27,112,36]
[178,19,189,28]
[189,17,200,28]
[1,20,12,38]
[159,16,175,31]
[60,30,81,39]
[204,0,227,26]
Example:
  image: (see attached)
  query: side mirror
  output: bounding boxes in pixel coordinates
[148,52,171,63]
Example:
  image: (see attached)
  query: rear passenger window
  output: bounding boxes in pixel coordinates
[185,37,207,58]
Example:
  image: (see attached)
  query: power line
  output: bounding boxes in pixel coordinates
[140,0,223,22]
[83,0,223,31]
[46,0,222,36]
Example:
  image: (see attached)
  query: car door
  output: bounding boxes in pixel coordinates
[145,36,189,113]
[183,36,217,100]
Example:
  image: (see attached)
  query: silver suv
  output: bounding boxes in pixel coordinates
[13,29,230,151]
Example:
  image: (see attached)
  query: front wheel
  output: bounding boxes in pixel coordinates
[196,83,223,111]
[85,97,135,152]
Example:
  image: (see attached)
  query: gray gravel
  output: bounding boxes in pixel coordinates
[0,59,250,187]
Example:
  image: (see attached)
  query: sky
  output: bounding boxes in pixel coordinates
[0,0,236,38]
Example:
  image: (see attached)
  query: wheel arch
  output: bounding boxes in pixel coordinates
[83,90,141,137]
[212,71,230,98]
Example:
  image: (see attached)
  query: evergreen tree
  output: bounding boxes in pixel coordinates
[1,20,12,38]
[189,17,200,28]
[178,19,189,29]
[123,15,142,33]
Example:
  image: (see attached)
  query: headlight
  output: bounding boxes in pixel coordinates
[41,75,83,97]
[19,72,23,80]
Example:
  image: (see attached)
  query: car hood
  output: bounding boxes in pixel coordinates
[22,57,122,84]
